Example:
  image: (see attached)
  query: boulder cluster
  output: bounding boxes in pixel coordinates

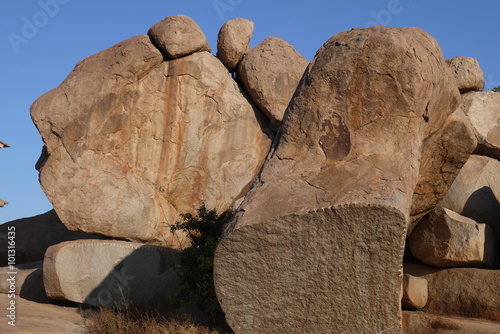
[1,14,499,334]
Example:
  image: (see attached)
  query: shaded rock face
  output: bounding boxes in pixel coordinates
[440,155,500,237]
[31,36,272,248]
[0,261,47,302]
[43,240,180,307]
[0,210,103,266]
[404,263,500,322]
[148,14,211,59]
[238,37,309,127]
[446,56,484,93]
[409,207,496,268]
[462,91,500,159]
[214,27,460,334]
[217,18,254,72]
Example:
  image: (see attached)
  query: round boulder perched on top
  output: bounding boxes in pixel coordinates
[238,37,309,127]
[217,18,254,72]
[446,56,484,93]
[148,15,211,59]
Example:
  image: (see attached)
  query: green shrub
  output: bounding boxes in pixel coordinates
[492,86,500,92]
[170,205,233,319]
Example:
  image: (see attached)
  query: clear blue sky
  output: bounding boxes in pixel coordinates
[1,0,499,224]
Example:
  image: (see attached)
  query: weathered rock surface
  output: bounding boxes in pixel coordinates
[462,91,500,159]
[148,15,211,59]
[43,240,180,307]
[0,296,85,333]
[409,207,496,268]
[0,210,103,266]
[446,56,484,93]
[409,107,477,226]
[0,261,47,302]
[0,199,7,207]
[217,18,254,72]
[402,274,428,310]
[403,311,500,334]
[215,27,460,334]
[440,154,500,236]
[31,35,272,248]
[404,263,500,321]
[238,37,309,127]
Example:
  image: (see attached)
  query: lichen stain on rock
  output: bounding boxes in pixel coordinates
[319,113,351,160]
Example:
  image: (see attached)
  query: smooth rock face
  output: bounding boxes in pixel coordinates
[404,263,500,321]
[402,274,428,310]
[217,18,254,72]
[409,107,477,226]
[402,311,500,334]
[31,35,272,248]
[462,91,500,159]
[0,261,47,302]
[215,27,460,334]
[0,210,103,266]
[148,15,211,59]
[409,207,496,268]
[440,155,500,236]
[238,37,309,127]
[43,240,180,307]
[446,56,484,93]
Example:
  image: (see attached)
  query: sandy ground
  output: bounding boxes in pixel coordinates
[0,294,85,333]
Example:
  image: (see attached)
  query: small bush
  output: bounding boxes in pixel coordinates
[492,86,500,92]
[170,205,233,320]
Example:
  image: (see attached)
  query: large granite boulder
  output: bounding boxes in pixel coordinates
[440,154,500,237]
[0,261,47,302]
[43,240,180,307]
[409,107,477,226]
[404,263,500,322]
[0,210,103,266]
[31,35,272,248]
[148,15,211,59]
[403,311,500,334]
[217,18,254,72]
[446,56,484,93]
[462,91,500,159]
[214,27,460,334]
[409,207,496,268]
[238,37,309,127]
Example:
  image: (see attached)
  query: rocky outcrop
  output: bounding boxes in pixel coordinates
[214,27,460,334]
[148,15,211,59]
[404,263,500,322]
[217,18,254,72]
[446,56,484,93]
[31,35,272,248]
[402,274,428,310]
[0,210,104,266]
[403,311,500,334]
[462,91,500,159]
[43,240,180,307]
[409,107,477,226]
[409,207,496,268]
[440,155,500,237]
[0,261,46,302]
[238,37,309,127]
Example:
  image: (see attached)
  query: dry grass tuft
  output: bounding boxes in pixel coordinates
[81,306,225,334]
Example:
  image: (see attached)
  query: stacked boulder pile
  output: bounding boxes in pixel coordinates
[0,14,498,334]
